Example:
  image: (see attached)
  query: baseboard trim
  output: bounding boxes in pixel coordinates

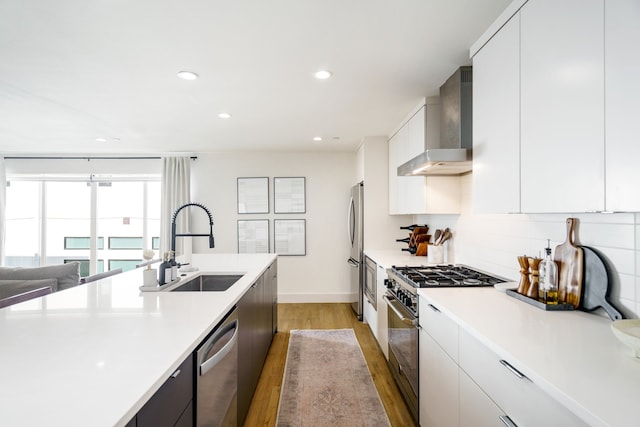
[278,292,356,303]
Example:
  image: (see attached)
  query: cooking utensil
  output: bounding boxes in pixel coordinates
[580,246,623,320]
[554,218,583,308]
[432,229,442,244]
[438,229,452,246]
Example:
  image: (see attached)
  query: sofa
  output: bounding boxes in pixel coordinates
[0,262,80,308]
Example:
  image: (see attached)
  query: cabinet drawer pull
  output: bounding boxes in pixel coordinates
[499,415,518,427]
[171,369,181,378]
[499,359,525,379]
[428,303,440,312]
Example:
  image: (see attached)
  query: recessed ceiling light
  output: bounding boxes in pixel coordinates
[314,70,332,80]
[313,136,323,141]
[177,71,199,80]
[95,137,107,143]
[218,112,232,119]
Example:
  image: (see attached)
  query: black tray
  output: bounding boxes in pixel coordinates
[506,289,574,311]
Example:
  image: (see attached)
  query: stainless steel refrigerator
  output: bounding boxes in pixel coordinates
[347,181,364,320]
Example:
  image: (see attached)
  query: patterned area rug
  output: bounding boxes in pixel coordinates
[276,329,391,427]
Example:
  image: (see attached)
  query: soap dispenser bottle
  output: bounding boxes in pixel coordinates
[538,239,559,304]
[159,252,170,285]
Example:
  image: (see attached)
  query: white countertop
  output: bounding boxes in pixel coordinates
[0,253,276,427]
[364,249,424,268]
[418,287,640,427]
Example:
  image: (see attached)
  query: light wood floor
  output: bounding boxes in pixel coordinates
[243,303,418,427]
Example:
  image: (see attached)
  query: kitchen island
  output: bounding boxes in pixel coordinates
[418,286,640,427]
[0,253,276,427]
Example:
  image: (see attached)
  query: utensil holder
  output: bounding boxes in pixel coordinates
[143,268,158,287]
[428,245,444,264]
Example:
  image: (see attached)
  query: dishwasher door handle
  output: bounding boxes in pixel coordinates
[199,319,239,377]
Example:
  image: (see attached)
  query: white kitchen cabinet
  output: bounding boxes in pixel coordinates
[472,12,521,214]
[459,370,504,427]
[459,328,586,427]
[605,0,640,211]
[388,103,461,215]
[418,297,459,427]
[520,0,605,213]
[419,327,459,427]
[375,263,389,359]
[388,110,427,215]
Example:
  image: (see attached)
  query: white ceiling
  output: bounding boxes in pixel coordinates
[0,0,511,155]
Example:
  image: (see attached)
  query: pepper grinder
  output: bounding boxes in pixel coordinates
[527,257,542,300]
[517,255,531,295]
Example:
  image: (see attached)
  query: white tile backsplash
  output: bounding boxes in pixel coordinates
[416,178,640,319]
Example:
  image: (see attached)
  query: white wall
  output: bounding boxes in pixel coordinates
[416,173,640,319]
[190,151,356,302]
[356,137,412,250]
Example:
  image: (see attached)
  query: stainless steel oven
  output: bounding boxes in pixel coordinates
[384,264,506,423]
[383,287,418,422]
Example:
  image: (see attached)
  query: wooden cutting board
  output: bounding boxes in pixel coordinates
[554,218,583,308]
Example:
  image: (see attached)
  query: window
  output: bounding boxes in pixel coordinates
[64,237,105,250]
[5,177,161,276]
[108,237,143,250]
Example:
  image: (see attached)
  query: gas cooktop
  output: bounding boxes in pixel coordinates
[389,264,506,288]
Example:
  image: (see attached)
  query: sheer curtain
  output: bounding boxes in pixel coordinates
[160,157,191,260]
[0,156,6,265]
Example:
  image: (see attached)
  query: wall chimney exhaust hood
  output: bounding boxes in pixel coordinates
[398,66,472,176]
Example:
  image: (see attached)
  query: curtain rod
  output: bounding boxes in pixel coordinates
[4,156,197,161]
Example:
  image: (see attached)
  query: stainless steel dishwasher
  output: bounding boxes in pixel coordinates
[196,306,238,427]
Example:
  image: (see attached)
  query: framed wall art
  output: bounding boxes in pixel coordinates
[274,219,306,256]
[237,177,269,214]
[237,219,269,254]
[274,177,305,213]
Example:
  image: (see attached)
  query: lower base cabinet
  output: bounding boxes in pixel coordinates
[419,328,459,427]
[418,295,586,427]
[459,371,504,427]
[135,356,194,427]
[238,261,278,425]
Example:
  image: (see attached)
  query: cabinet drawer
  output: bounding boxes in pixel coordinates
[459,370,505,427]
[137,356,194,427]
[459,329,585,427]
[418,297,459,361]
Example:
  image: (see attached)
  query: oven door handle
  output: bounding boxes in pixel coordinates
[383,295,418,326]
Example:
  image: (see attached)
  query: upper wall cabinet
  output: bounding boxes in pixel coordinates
[605,0,640,211]
[472,13,521,214]
[388,103,461,215]
[520,0,605,213]
[473,0,640,213]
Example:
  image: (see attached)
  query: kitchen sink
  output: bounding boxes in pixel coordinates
[170,274,244,292]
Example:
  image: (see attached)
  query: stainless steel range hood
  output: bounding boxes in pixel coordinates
[398,66,472,176]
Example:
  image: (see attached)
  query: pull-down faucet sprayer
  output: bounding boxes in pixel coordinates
[170,202,215,254]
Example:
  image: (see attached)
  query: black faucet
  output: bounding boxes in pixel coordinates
[170,202,215,254]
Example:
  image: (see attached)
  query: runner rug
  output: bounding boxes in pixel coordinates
[276,329,391,427]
